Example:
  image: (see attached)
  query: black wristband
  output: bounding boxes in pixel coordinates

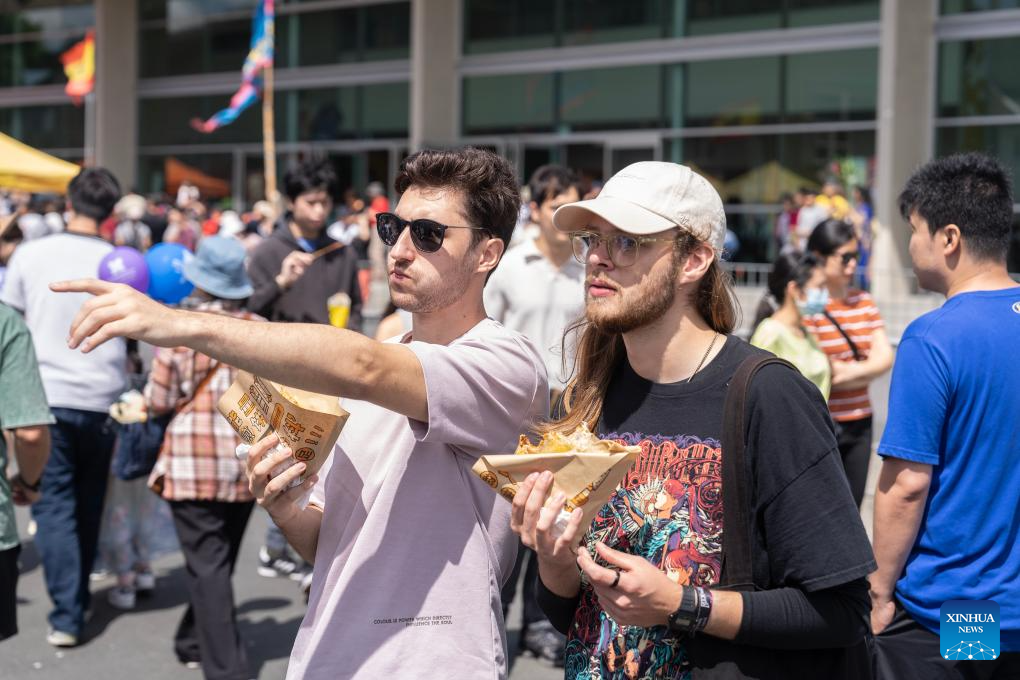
[667,586,714,636]
[692,587,713,633]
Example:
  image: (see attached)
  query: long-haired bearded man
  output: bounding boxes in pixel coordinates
[509,162,876,680]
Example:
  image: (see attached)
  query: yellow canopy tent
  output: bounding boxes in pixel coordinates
[722,160,817,204]
[0,132,80,193]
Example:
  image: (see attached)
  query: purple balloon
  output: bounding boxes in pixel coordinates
[98,246,150,293]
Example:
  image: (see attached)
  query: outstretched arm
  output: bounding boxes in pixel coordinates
[53,280,428,421]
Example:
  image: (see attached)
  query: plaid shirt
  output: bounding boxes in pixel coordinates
[146,303,262,502]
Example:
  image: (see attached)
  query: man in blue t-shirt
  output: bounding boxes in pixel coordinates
[871,152,1020,679]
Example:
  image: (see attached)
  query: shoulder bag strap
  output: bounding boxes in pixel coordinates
[173,358,223,416]
[822,310,862,361]
[719,355,797,591]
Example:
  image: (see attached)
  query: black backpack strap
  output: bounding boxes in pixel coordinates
[718,355,797,591]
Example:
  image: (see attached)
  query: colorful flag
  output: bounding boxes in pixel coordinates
[61,30,95,104]
[191,0,274,133]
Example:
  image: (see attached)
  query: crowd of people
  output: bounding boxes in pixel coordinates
[773,181,875,289]
[0,147,1017,680]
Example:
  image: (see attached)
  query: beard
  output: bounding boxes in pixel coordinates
[586,251,682,334]
[389,250,478,314]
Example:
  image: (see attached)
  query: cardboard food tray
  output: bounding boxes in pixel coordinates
[217,371,349,484]
[471,449,638,533]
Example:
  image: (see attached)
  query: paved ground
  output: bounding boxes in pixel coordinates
[6,505,561,680]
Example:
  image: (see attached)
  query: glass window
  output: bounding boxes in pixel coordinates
[463,73,555,134]
[279,3,410,68]
[786,0,879,27]
[565,143,604,185]
[323,149,393,195]
[559,65,663,130]
[784,48,878,121]
[609,146,656,174]
[941,0,1020,13]
[464,0,879,49]
[295,87,359,141]
[140,17,255,78]
[360,82,409,136]
[937,124,1020,199]
[561,0,666,47]
[0,104,84,150]
[463,48,874,135]
[679,57,782,127]
[280,10,361,67]
[1011,213,1020,275]
[463,0,555,54]
[684,0,878,36]
[0,35,88,87]
[938,38,1020,117]
[140,0,258,24]
[361,3,411,62]
[292,83,409,140]
[140,83,409,147]
[140,2,410,77]
[139,94,275,146]
[683,0,783,36]
[0,1,93,36]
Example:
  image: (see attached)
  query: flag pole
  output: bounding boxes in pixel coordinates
[84,92,95,167]
[261,57,277,206]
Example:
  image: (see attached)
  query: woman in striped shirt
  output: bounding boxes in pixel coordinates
[803,219,894,508]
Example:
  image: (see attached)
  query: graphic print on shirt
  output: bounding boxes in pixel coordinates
[566,432,723,680]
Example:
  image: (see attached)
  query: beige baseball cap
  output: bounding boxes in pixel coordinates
[553,161,726,252]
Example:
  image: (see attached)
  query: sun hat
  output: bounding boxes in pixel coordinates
[553,161,726,253]
[217,210,245,237]
[182,235,254,300]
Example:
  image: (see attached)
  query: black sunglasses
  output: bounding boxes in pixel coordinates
[376,212,488,253]
[838,251,860,265]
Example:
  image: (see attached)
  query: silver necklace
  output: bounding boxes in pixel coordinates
[688,332,720,383]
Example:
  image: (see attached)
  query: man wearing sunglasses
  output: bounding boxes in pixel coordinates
[52,147,548,679]
[509,162,876,678]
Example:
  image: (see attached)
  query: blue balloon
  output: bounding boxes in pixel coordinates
[145,242,194,304]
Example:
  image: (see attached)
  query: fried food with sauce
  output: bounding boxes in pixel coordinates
[514,422,640,455]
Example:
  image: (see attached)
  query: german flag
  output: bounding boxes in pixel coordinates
[61,30,95,104]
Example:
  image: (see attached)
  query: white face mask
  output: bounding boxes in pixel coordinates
[796,287,829,317]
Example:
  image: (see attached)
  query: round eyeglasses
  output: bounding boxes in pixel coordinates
[570,231,676,268]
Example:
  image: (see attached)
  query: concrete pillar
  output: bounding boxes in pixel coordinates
[410,0,461,151]
[94,0,139,190]
[872,0,937,301]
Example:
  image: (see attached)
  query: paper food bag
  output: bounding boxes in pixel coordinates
[217,371,349,486]
[472,428,639,536]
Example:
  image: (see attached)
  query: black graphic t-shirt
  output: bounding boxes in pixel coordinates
[561,336,875,680]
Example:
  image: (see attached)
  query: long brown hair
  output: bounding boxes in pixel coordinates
[548,236,739,434]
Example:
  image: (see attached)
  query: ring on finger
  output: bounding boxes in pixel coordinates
[610,570,621,588]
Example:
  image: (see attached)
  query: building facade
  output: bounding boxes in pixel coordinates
[1,0,1019,274]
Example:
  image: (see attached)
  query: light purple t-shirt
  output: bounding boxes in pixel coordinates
[288,318,548,680]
